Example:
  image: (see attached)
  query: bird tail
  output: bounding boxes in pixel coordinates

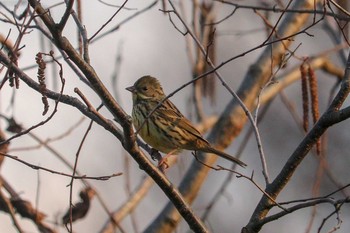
[205,147,247,167]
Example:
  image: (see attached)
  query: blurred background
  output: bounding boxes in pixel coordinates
[1,0,349,232]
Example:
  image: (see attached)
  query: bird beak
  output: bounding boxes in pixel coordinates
[126,85,135,93]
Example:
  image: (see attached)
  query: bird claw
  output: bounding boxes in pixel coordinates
[157,157,169,169]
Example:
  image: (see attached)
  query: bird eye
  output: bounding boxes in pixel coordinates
[142,86,148,91]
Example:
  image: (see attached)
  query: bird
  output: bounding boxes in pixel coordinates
[126,75,246,168]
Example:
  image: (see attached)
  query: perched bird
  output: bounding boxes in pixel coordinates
[126,75,246,167]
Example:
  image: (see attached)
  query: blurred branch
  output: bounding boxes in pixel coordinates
[0,175,56,233]
[201,103,271,221]
[21,1,210,232]
[0,50,123,141]
[260,55,344,105]
[1,0,349,232]
[328,0,350,17]
[244,49,350,233]
[0,152,122,180]
[146,0,325,232]
[99,116,218,233]
[0,189,24,233]
[164,0,271,183]
[216,0,350,21]
[66,115,94,232]
[100,176,154,233]
[0,115,125,232]
[279,92,349,198]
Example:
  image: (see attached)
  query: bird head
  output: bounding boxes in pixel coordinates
[126,75,165,102]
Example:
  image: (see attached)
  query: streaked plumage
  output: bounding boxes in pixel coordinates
[126,75,246,167]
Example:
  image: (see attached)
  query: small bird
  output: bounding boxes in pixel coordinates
[126,76,246,167]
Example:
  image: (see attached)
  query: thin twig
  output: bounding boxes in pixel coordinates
[167,0,271,183]
[89,0,129,41]
[0,152,122,180]
[66,118,94,232]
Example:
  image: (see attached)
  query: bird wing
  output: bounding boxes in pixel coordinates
[157,99,209,143]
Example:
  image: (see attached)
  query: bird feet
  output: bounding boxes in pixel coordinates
[157,157,169,170]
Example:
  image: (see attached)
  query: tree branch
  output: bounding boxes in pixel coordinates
[244,49,350,233]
